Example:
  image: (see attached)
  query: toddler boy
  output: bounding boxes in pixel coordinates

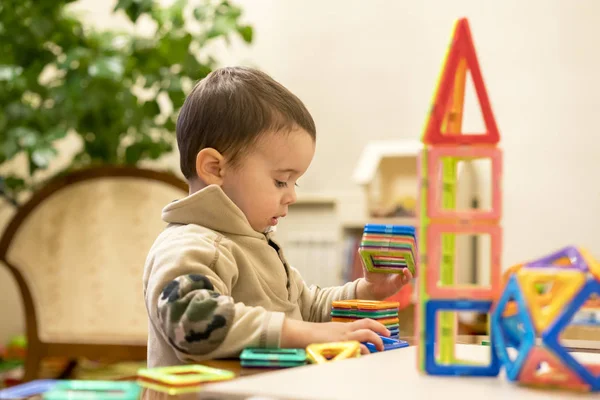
[143,66,412,367]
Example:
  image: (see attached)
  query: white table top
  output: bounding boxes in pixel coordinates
[198,344,600,400]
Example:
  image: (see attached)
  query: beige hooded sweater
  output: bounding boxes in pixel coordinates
[143,184,360,367]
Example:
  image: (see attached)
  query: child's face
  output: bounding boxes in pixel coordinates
[221,128,315,233]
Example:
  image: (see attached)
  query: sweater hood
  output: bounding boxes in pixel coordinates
[161,184,266,239]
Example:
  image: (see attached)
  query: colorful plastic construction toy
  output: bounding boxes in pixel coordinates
[137,364,234,395]
[240,348,307,368]
[363,335,409,353]
[331,299,400,338]
[306,341,361,364]
[491,246,600,392]
[414,15,600,394]
[42,380,140,400]
[415,16,502,377]
[0,379,58,399]
[359,224,417,276]
[421,22,499,146]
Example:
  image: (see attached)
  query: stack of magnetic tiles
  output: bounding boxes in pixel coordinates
[358,224,417,277]
[331,299,400,338]
[239,348,306,368]
[416,17,503,377]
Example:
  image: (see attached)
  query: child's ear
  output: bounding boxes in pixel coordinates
[195,148,225,185]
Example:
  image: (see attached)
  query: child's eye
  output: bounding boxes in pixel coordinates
[274,180,287,188]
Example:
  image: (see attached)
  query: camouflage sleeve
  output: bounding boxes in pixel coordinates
[157,273,235,356]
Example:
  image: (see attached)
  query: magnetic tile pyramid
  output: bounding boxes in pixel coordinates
[421,17,500,146]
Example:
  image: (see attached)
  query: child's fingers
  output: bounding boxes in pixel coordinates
[394,274,407,286]
[349,329,384,351]
[359,344,370,355]
[354,318,390,337]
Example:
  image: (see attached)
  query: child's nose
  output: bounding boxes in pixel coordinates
[282,189,297,205]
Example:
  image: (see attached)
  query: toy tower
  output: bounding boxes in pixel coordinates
[416,18,503,376]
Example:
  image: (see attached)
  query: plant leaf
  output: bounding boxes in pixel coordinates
[2,141,19,161]
[113,0,134,13]
[46,126,68,141]
[88,56,124,80]
[0,65,24,81]
[0,0,254,201]
[58,47,92,70]
[3,176,26,192]
[193,6,207,21]
[142,100,161,116]
[10,127,39,148]
[169,0,186,28]
[168,88,185,109]
[31,145,58,169]
[237,25,253,43]
[124,142,144,164]
[114,0,154,23]
[207,14,238,39]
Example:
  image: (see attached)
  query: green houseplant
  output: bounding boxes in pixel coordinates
[0,0,253,206]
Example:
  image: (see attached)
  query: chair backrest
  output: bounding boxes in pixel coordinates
[0,166,188,345]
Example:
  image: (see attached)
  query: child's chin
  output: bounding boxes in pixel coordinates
[262,225,277,234]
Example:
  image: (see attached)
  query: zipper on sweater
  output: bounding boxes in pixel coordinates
[267,238,291,293]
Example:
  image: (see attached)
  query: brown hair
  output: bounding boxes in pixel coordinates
[176,66,316,180]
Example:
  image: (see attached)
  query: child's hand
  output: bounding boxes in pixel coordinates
[357,268,413,301]
[318,319,390,353]
[280,318,390,354]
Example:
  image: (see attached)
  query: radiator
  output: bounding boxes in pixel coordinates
[283,233,341,288]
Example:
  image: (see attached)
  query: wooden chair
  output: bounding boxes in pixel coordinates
[0,166,188,381]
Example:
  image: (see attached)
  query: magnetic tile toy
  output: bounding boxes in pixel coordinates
[306,341,361,364]
[240,348,306,368]
[137,364,234,395]
[42,381,140,400]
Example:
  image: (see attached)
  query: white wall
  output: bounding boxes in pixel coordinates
[2,0,600,342]
[226,0,600,267]
[66,0,600,265]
